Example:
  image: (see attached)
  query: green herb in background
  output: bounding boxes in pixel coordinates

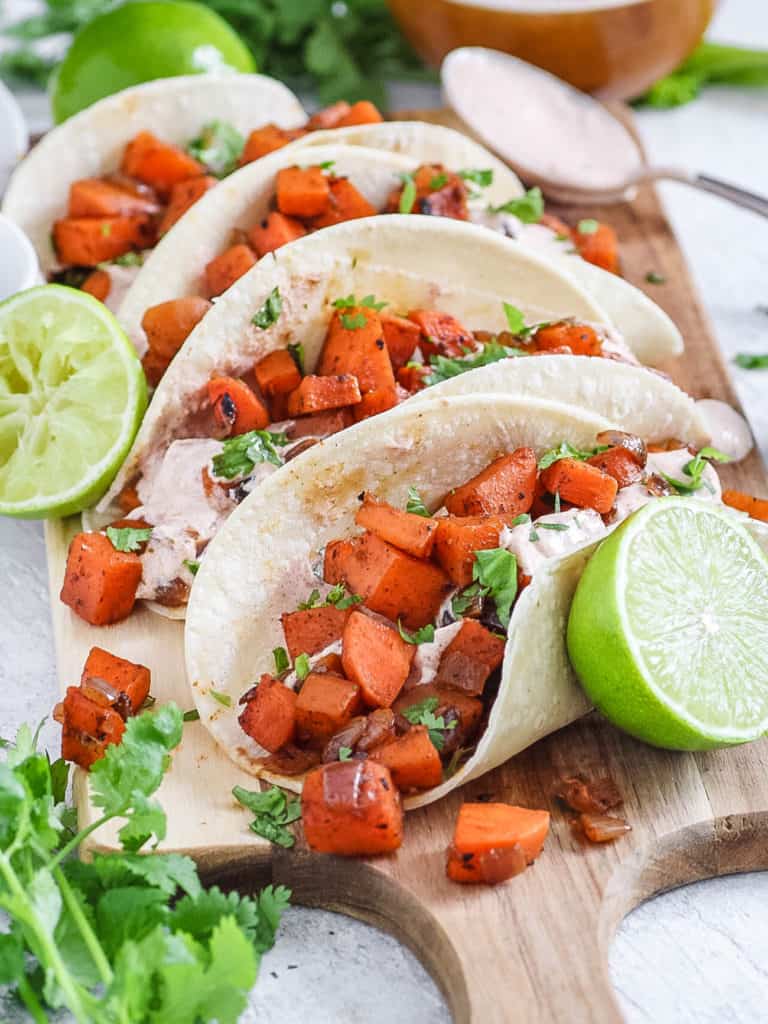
[0,0,434,106]
[735,352,768,369]
[636,42,768,109]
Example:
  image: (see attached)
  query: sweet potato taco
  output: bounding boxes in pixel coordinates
[183,391,754,810]
[116,122,680,369]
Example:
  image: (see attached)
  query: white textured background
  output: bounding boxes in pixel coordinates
[1,0,768,1020]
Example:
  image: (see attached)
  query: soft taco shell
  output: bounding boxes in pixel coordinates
[1,73,306,273]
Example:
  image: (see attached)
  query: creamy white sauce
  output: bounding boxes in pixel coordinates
[282,639,343,691]
[501,508,605,576]
[138,438,233,539]
[695,399,753,462]
[442,48,641,191]
[136,524,197,600]
[408,622,464,688]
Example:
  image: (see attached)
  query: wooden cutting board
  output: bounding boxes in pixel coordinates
[44,108,768,1024]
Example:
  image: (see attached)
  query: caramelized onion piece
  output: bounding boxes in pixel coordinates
[322,708,397,763]
[573,812,632,844]
[645,473,675,498]
[595,430,647,466]
[555,775,622,814]
[262,744,321,776]
[322,717,367,763]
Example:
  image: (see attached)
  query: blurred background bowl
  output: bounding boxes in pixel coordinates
[387,0,716,100]
[0,214,40,302]
[0,78,29,193]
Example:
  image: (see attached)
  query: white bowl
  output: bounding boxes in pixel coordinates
[0,79,29,194]
[0,213,40,301]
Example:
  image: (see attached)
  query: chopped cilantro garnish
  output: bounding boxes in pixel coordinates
[273,646,289,674]
[537,440,609,471]
[298,588,322,610]
[209,689,232,708]
[338,746,353,762]
[459,168,493,188]
[472,548,518,629]
[295,653,311,681]
[645,270,667,285]
[576,218,599,235]
[332,293,386,311]
[233,785,301,849]
[660,446,730,495]
[341,312,367,330]
[529,526,540,542]
[425,341,526,386]
[397,620,436,645]
[429,172,448,190]
[187,120,244,177]
[252,286,283,329]
[491,186,544,223]
[106,525,152,552]
[184,559,200,576]
[318,160,335,172]
[325,582,363,609]
[287,342,305,374]
[406,486,431,517]
[212,429,288,479]
[538,522,570,531]
[402,697,457,751]
[183,708,200,722]
[451,581,487,617]
[502,302,526,334]
[735,352,768,369]
[553,491,561,514]
[399,172,417,214]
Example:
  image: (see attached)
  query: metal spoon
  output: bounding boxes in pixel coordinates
[442,47,768,218]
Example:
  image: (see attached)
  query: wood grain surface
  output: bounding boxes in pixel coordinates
[44,108,768,1023]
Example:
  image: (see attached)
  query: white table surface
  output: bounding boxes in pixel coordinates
[2,0,768,1021]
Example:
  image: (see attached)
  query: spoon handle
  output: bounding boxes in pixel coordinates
[653,167,768,219]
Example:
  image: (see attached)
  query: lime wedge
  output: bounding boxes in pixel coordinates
[0,285,147,518]
[567,498,768,750]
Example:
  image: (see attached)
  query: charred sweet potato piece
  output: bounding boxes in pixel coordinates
[393,684,483,747]
[336,100,383,127]
[301,759,403,855]
[587,446,643,488]
[121,131,204,197]
[327,532,451,629]
[81,269,111,303]
[446,802,550,884]
[286,374,361,416]
[445,448,537,518]
[371,725,442,791]
[533,322,603,357]
[380,313,421,370]
[433,514,510,588]
[572,220,619,274]
[81,647,150,713]
[540,457,618,514]
[281,605,350,660]
[53,215,154,267]
[318,307,394,395]
[295,672,362,747]
[60,686,126,769]
[68,178,160,218]
[141,296,212,383]
[722,489,768,522]
[248,210,307,257]
[203,243,257,298]
[322,707,397,763]
[286,408,355,439]
[342,609,415,708]
[60,532,142,626]
[311,177,377,228]
[435,620,506,696]
[352,385,399,422]
[238,675,297,753]
[355,493,438,559]
[254,348,302,397]
[239,124,304,165]
[158,175,217,235]
[207,376,269,434]
[276,166,331,219]
[407,309,473,360]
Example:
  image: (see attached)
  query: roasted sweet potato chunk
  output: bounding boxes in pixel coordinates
[445,448,537,518]
[285,374,361,416]
[281,605,350,660]
[318,307,394,395]
[380,313,421,370]
[311,177,377,228]
[540,457,617,514]
[276,166,330,218]
[533,322,603,357]
[408,309,473,359]
[53,215,154,266]
[121,131,204,197]
[60,686,126,769]
[238,675,297,753]
[207,376,269,435]
[355,493,438,559]
[435,620,506,696]
[141,296,212,384]
[254,348,302,397]
[286,408,355,439]
[81,647,150,713]
[248,210,307,257]
[587,446,643,488]
[433,514,510,587]
[371,725,442,791]
[158,174,217,235]
[446,802,550,884]
[295,672,362,747]
[60,532,142,626]
[203,243,257,298]
[240,124,304,165]
[69,178,160,218]
[341,609,415,708]
[81,269,111,303]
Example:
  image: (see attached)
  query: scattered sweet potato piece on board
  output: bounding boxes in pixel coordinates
[81,647,150,713]
[61,686,126,769]
[447,802,550,884]
[60,532,142,626]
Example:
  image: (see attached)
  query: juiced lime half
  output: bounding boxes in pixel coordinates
[0,285,146,518]
[567,497,768,750]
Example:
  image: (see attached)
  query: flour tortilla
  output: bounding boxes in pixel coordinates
[1,73,306,274]
[184,394,610,808]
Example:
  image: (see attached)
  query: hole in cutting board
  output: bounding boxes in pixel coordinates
[610,872,768,1023]
[251,905,450,1024]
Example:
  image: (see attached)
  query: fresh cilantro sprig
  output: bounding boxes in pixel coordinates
[402,697,457,751]
[252,286,283,329]
[341,312,367,330]
[425,341,527,386]
[297,583,362,611]
[0,707,289,1022]
[106,525,152,553]
[288,342,305,374]
[660,446,730,495]
[332,294,387,311]
[213,429,288,479]
[429,172,448,190]
[233,785,301,849]
[472,548,518,629]
[576,218,599,235]
[398,172,417,214]
[491,186,544,223]
[735,352,768,369]
[538,440,609,471]
[459,168,493,188]
[637,42,768,110]
[406,487,431,517]
[187,120,245,177]
[397,620,435,645]
[273,647,290,674]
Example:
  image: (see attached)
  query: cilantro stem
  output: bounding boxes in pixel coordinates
[46,811,117,871]
[55,865,114,988]
[17,975,48,1024]
[0,853,91,1024]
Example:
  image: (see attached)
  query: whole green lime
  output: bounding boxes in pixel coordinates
[51,1,256,123]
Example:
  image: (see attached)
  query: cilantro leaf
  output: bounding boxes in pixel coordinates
[451,581,487,618]
[459,168,493,188]
[338,747,353,761]
[212,429,288,479]
[295,654,311,681]
[491,186,544,223]
[502,302,526,334]
[298,588,322,610]
[209,690,232,708]
[252,286,283,329]
[402,698,456,750]
[472,548,518,629]
[425,341,526,386]
[429,172,448,190]
[187,120,244,178]
[661,446,730,495]
[273,647,290,674]
[398,172,417,214]
[576,218,599,235]
[106,526,151,553]
[397,620,436,645]
[537,440,608,471]
[341,312,367,330]
[645,270,667,284]
[184,559,200,576]
[406,487,431,517]
[233,785,300,849]
[332,293,386,311]
[735,352,768,369]
[325,583,363,610]
[288,342,305,374]
[183,709,200,722]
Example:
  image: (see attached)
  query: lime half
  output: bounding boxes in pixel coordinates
[0,285,146,518]
[567,497,768,750]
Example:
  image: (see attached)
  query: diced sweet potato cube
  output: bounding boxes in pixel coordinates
[371,725,442,791]
[306,101,351,130]
[68,178,160,218]
[295,672,362,746]
[248,210,307,257]
[393,684,483,745]
[158,175,217,235]
[355,493,438,559]
[286,408,355,439]
[341,609,415,708]
[318,307,394,395]
[239,124,304,165]
[301,759,403,855]
[586,446,643,488]
[61,686,126,769]
[572,221,619,274]
[121,131,204,197]
[396,363,430,393]
[540,457,617,514]
[444,448,537,517]
[328,532,451,629]
[311,177,377,228]
[336,101,384,127]
[276,166,331,218]
[207,376,269,434]
[433,514,510,587]
[60,532,142,626]
[141,296,212,382]
[286,374,361,416]
[352,385,399,422]
[533,322,603,357]
[53,215,154,267]
[435,620,506,696]
[381,313,421,370]
[281,605,350,661]
[408,309,474,359]
[446,802,550,883]
[722,489,768,523]
[254,348,302,397]
[203,243,257,298]
[324,539,355,586]
[81,646,150,713]
[238,675,297,753]
[81,269,111,303]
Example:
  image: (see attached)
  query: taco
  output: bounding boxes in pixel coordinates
[116,123,680,374]
[1,74,387,308]
[183,392,761,811]
[61,216,704,626]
